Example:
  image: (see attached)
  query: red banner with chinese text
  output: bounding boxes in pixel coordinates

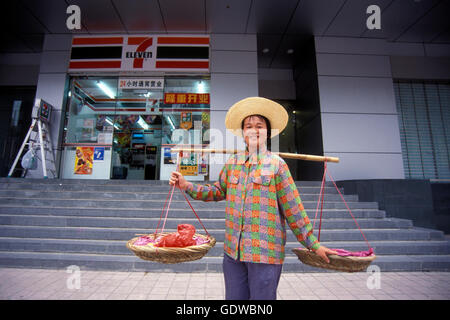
[164,93,210,105]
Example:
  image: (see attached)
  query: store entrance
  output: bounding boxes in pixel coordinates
[61,76,211,181]
[111,114,162,180]
[111,81,163,180]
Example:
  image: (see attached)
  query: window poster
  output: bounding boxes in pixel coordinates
[180,112,192,130]
[74,147,94,174]
[179,152,197,176]
[163,147,176,165]
[198,153,208,175]
[80,118,96,142]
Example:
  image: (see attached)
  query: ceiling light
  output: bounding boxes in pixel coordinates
[197,81,206,93]
[106,117,120,130]
[105,117,114,126]
[138,116,150,130]
[166,115,175,130]
[96,81,115,99]
[287,49,294,54]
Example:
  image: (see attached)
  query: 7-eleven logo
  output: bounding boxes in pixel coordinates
[123,36,155,70]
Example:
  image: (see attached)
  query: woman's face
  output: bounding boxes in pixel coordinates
[242,115,268,150]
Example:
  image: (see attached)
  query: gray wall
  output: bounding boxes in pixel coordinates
[0,53,41,86]
[315,37,450,181]
[5,34,450,181]
[390,42,450,80]
[209,34,258,180]
[315,37,404,181]
[27,35,71,178]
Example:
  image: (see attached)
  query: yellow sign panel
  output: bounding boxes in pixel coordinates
[179,165,197,176]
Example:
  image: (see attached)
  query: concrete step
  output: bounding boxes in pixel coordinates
[0,189,358,202]
[0,183,344,195]
[0,251,449,272]
[1,238,448,256]
[0,225,443,242]
[1,177,448,273]
[0,197,379,210]
[0,215,413,230]
[0,178,334,187]
[0,206,387,219]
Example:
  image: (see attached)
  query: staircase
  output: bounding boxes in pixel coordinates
[0,178,449,272]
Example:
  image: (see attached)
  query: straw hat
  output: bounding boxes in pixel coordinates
[225,97,289,137]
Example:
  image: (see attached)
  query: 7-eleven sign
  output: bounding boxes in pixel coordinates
[69,35,209,73]
[122,36,156,71]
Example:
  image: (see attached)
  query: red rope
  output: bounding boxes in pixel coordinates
[178,186,210,237]
[156,183,176,235]
[154,182,211,237]
[312,162,373,250]
[326,168,373,251]
[313,162,327,232]
[154,183,175,237]
[317,162,327,242]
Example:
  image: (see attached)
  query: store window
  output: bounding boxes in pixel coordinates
[394,80,450,180]
[60,76,210,180]
[159,77,210,181]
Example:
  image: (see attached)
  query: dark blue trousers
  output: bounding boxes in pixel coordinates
[223,253,283,300]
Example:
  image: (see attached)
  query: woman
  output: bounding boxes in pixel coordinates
[170,97,337,300]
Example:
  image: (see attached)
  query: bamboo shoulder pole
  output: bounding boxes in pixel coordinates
[171,148,339,163]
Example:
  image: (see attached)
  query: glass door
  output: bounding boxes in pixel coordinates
[113,80,164,180]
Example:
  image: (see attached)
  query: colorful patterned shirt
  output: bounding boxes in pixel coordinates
[185,150,321,264]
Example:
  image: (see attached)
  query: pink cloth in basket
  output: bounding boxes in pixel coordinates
[133,236,155,246]
[331,248,374,257]
[134,235,209,246]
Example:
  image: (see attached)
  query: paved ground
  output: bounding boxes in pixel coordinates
[0,267,449,300]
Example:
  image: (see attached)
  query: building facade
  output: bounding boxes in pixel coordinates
[1,2,449,184]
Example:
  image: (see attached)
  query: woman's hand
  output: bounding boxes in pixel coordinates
[314,246,339,264]
[169,171,191,191]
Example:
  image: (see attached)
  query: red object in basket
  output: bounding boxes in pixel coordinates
[155,224,197,247]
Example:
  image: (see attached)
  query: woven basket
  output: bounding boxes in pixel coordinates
[127,233,216,264]
[292,248,376,273]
